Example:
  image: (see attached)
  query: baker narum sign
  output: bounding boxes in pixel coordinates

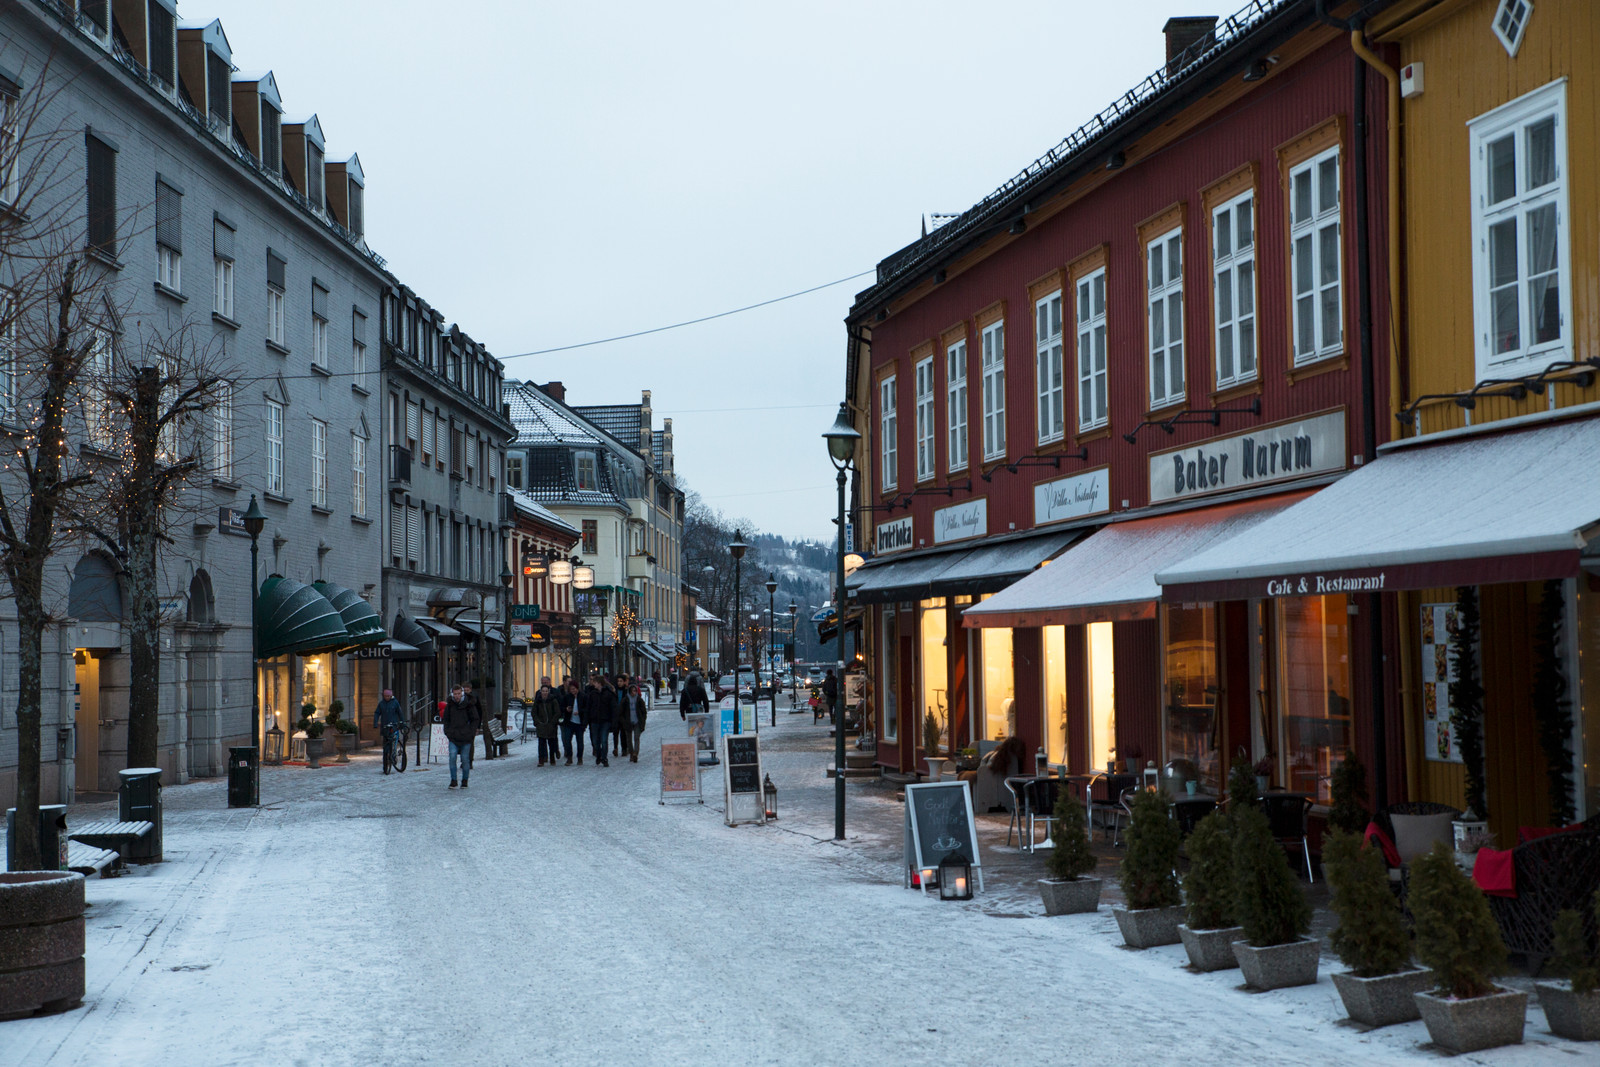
[1148,410,1345,505]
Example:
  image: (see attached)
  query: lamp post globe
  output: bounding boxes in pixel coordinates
[822,402,859,841]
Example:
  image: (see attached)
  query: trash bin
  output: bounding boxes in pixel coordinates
[5,804,69,872]
[227,746,259,809]
[118,767,163,864]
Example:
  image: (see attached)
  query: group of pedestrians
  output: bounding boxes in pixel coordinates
[524,672,651,768]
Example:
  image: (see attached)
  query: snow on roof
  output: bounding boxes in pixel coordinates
[504,382,599,447]
[507,489,581,538]
[695,606,721,623]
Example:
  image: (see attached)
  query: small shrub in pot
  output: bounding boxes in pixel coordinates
[1535,890,1600,1041]
[1323,829,1430,1026]
[1039,787,1100,916]
[1178,809,1241,972]
[1113,788,1184,948]
[1230,802,1316,989]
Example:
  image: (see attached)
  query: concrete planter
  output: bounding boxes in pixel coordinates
[1113,905,1185,949]
[1330,968,1432,1027]
[304,737,325,768]
[1178,925,1243,972]
[1232,938,1321,990]
[1414,989,1527,1053]
[1039,878,1101,916]
[0,872,85,1021]
[1535,981,1600,1042]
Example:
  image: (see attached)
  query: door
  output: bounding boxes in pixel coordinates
[73,651,99,793]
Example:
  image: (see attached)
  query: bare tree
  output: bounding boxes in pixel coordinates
[679,486,763,666]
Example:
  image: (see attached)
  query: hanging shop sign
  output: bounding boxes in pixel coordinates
[525,622,551,649]
[875,516,914,554]
[1419,602,1464,765]
[933,498,987,545]
[1033,467,1111,526]
[1148,410,1346,505]
[351,644,391,659]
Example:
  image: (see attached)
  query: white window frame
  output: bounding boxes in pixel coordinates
[265,398,284,494]
[82,328,113,446]
[1212,190,1258,388]
[213,256,233,319]
[157,244,181,292]
[506,454,523,489]
[0,289,16,423]
[352,339,368,392]
[267,284,285,346]
[1076,268,1108,432]
[0,87,17,207]
[351,431,366,517]
[1147,227,1185,409]
[1492,0,1532,57]
[310,417,327,507]
[1468,79,1570,380]
[913,356,935,482]
[879,374,898,491]
[576,452,597,490]
[211,383,232,479]
[945,339,967,472]
[311,314,329,369]
[980,321,1006,462]
[1289,145,1343,365]
[1035,290,1064,444]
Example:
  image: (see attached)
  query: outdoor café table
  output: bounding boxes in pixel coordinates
[1004,773,1062,850]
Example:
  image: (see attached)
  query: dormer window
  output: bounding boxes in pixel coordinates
[347,180,363,238]
[307,142,324,212]
[80,1,111,40]
[206,52,231,127]
[146,1,176,89]
[575,452,598,491]
[259,99,280,173]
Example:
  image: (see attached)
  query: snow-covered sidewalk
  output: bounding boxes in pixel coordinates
[0,705,1577,1065]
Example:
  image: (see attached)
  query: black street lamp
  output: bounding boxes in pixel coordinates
[239,495,266,805]
[727,528,747,733]
[823,402,861,841]
[787,597,797,698]
[500,567,514,724]
[765,573,778,727]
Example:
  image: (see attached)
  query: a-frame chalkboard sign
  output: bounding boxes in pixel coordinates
[903,780,983,894]
[722,734,765,827]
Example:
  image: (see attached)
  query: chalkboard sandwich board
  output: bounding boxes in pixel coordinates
[904,781,983,894]
[722,734,765,827]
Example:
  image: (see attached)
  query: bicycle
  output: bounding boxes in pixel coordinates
[382,719,410,774]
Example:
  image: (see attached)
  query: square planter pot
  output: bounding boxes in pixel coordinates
[1039,878,1101,916]
[1113,905,1185,949]
[1232,938,1321,990]
[1414,989,1527,1053]
[1535,981,1600,1042]
[1178,925,1244,972]
[1330,968,1432,1027]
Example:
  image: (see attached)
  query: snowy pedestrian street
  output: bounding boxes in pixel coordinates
[0,706,1574,1067]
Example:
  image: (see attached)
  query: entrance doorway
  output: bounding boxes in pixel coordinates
[74,650,100,792]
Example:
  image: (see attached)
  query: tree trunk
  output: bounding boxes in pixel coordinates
[10,589,46,870]
[123,372,162,770]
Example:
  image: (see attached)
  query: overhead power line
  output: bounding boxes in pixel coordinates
[502,269,875,360]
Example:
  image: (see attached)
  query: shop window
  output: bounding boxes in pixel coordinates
[881,607,898,742]
[919,599,948,753]
[1087,621,1116,772]
[1043,625,1068,766]
[259,656,291,742]
[1274,595,1352,804]
[980,624,1014,741]
[1164,604,1220,792]
[302,652,333,717]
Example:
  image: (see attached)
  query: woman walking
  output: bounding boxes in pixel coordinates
[531,677,562,766]
[621,683,649,762]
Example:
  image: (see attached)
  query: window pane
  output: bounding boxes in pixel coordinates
[1092,274,1104,314]
[1527,202,1558,275]
[1218,325,1234,380]
[1487,134,1517,204]
[1216,269,1233,325]
[1077,282,1089,321]
[1320,285,1341,350]
[1525,117,1555,190]
[1297,296,1315,353]
[1318,222,1340,286]
[1529,273,1561,345]
[1294,234,1312,294]
[1168,236,1181,280]
[1148,245,1163,288]
[1489,218,1519,287]
[1165,604,1220,793]
[1150,300,1164,347]
[1492,287,1520,354]
[1214,208,1232,258]
[1237,261,1255,316]
[1236,197,1253,248]
[1317,156,1338,214]
[1239,319,1255,375]
[1276,595,1352,805]
[1292,168,1311,223]
[1168,292,1183,341]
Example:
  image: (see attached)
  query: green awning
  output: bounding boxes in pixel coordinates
[313,579,385,652]
[255,575,350,659]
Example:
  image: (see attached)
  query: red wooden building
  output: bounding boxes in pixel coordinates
[842,2,1405,816]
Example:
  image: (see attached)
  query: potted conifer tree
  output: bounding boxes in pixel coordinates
[1230,799,1317,989]
[1533,890,1600,1042]
[1410,842,1526,1052]
[1178,809,1242,971]
[922,709,944,781]
[1039,787,1100,915]
[1323,829,1432,1026]
[1113,787,1185,948]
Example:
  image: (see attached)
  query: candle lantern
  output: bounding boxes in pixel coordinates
[265,724,286,766]
[938,852,974,901]
[763,773,778,820]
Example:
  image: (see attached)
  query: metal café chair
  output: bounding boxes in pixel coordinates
[1261,793,1315,882]
[1090,773,1138,845]
[1004,776,1031,846]
[1025,777,1065,852]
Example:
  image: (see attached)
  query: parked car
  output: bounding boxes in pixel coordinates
[715,672,757,700]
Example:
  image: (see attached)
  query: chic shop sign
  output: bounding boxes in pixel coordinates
[933,498,987,544]
[1148,410,1346,505]
[1033,467,1111,526]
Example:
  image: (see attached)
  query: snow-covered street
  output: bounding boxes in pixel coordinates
[0,704,1578,1066]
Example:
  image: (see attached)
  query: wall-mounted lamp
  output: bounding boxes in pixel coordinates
[1105,150,1125,170]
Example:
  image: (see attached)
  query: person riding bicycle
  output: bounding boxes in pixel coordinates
[373,688,404,770]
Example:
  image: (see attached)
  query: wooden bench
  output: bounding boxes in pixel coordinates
[486,719,515,757]
[66,841,121,878]
[69,820,154,863]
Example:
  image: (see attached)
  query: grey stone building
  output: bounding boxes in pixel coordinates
[0,1,386,799]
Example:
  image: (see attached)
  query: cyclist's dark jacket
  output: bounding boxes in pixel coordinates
[372,697,403,731]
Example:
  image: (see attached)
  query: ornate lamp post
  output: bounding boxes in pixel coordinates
[500,567,514,725]
[765,572,778,727]
[727,528,748,733]
[788,597,798,701]
[239,495,266,805]
[823,402,860,841]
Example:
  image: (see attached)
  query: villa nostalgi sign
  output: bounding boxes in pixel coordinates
[1033,467,1111,526]
[1148,410,1346,505]
[875,516,914,554]
[933,498,987,544]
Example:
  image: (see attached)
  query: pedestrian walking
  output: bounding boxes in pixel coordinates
[563,678,586,765]
[822,669,839,724]
[586,675,617,767]
[679,672,708,720]
[611,674,628,758]
[652,669,662,697]
[668,670,678,698]
[531,677,562,766]
[621,683,648,762]
[442,684,479,788]
[372,688,404,773]
[464,681,494,761]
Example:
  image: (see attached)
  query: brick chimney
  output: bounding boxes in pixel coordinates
[539,381,566,403]
[1164,16,1219,76]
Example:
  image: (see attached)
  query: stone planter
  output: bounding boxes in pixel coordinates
[0,872,85,1020]
[924,758,944,782]
[1232,938,1321,990]
[1414,988,1527,1053]
[304,737,325,768]
[1038,877,1101,916]
[1535,981,1600,1042]
[1178,925,1244,972]
[331,732,352,764]
[1113,905,1185,949]
[1330,968,1432,1027]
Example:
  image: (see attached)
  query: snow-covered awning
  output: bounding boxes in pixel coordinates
[1156,414,1600,602]
[848,528,1081,605]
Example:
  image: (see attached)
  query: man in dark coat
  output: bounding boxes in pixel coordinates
[560,678,584,765]
[586,675,616,767]
[620,683,649,762]
[822,669,839,724]
[465,681,495,760]
[531,677,562,766]
[442,685,480,788]
[679,672,709,720]
[372,688,404,773]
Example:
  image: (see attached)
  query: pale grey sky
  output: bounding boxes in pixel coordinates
[200,0,1187,539]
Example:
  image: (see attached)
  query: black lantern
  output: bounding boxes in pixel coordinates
[763,773,778,820]
[938,852,974,901]
[265,723,285,765]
